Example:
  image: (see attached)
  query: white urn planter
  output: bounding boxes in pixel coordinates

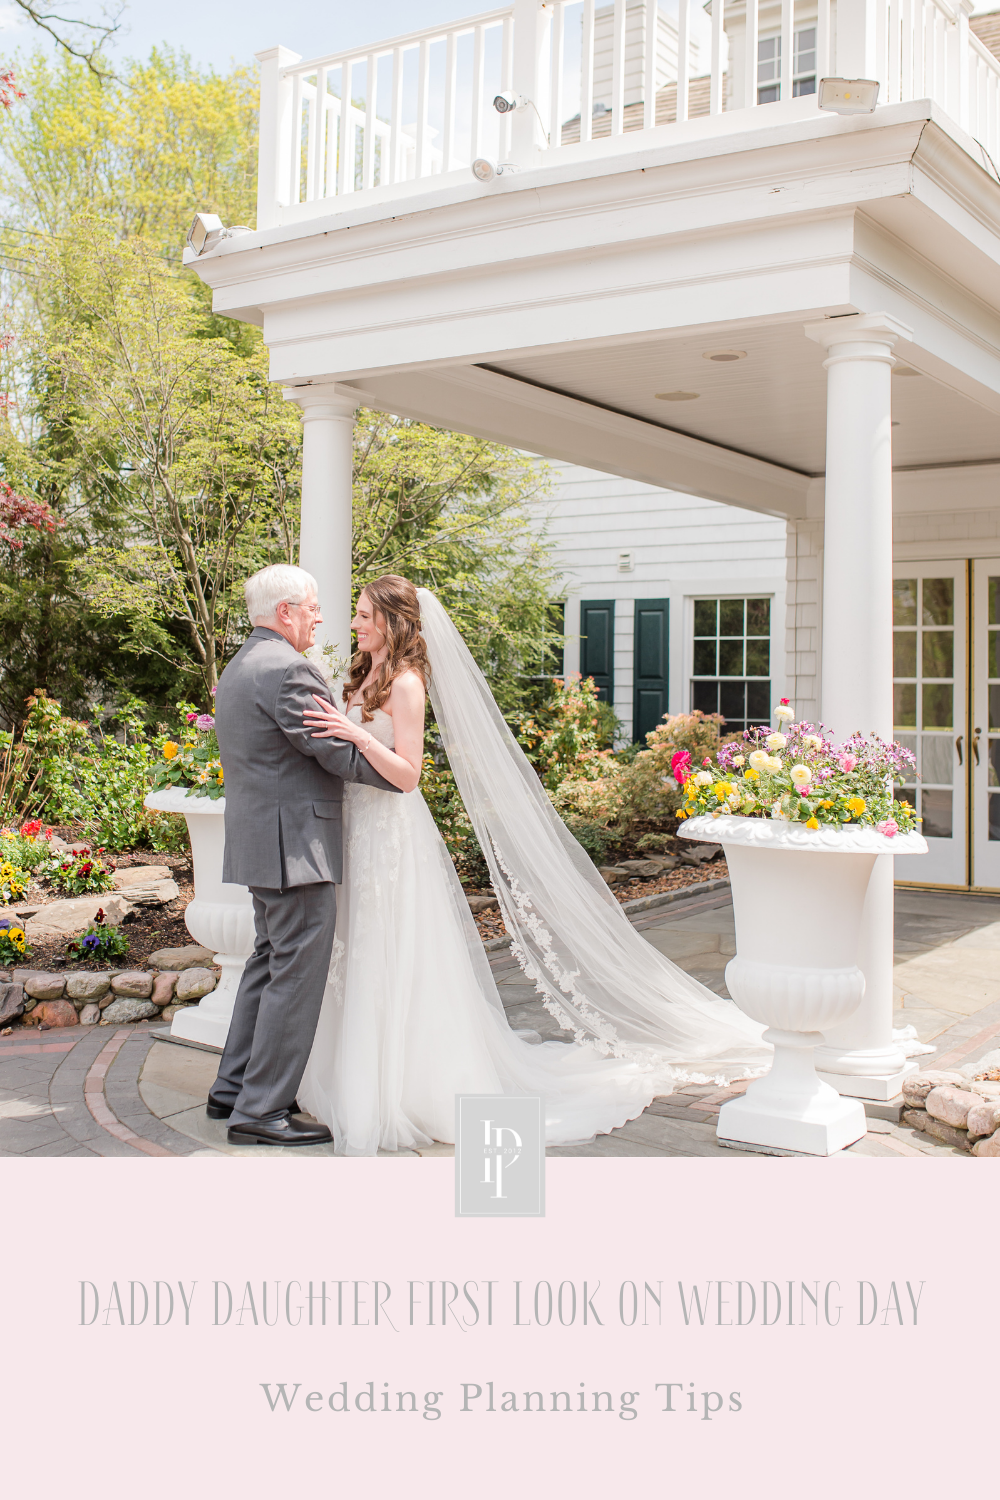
[144,787,255,1049]
[680,814,927,1156]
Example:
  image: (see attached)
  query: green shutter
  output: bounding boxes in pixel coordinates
[580,600,615,703]
[633,599,669,742]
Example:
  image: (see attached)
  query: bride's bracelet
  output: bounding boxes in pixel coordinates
[362,733,372,752]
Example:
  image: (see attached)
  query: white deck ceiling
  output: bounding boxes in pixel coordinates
[489,321,1000,476]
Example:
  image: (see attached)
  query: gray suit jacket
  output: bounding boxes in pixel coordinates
[214,626,399,889]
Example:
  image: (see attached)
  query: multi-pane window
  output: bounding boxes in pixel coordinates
[893,577,955,839]
[757,27,817,104]
[691,597,771,735]
[987,578,1000,840]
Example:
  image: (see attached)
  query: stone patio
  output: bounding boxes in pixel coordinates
[2,883,998,1160]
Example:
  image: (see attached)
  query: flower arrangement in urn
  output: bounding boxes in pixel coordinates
[151,696,224,801]
[675,699,918,836]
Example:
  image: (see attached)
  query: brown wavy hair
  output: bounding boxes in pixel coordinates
[342,575,430,722]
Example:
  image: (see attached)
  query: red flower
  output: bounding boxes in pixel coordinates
[670,750,692,784]
[20,818,42,837]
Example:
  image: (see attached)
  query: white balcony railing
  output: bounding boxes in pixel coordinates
[255,0,1000,230]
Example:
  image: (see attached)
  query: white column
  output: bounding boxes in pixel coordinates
[804,312,916,1104]
[285,384,358,666]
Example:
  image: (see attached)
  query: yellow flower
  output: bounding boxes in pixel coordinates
[713,781,733,800]
[162,742,179,760]
[744,767,759,781]
[846,797,866,816]
[676,808,687,820]
[821,799,833,808]
[806,817,819,830]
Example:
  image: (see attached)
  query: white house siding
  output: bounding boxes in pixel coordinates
[538,460,789,742]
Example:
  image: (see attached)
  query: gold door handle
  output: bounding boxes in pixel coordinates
[973,728,981,767]
[956,735,963,766]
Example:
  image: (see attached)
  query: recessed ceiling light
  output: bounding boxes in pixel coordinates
[702,350,747,362]
[891,420,900,426]
[655,391,700,401]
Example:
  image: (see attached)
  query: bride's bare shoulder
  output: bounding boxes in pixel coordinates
[386,669,426,714]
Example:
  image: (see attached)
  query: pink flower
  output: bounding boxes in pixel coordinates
[186,712,198,724]
[210,686,217,696]
[839,754,857,773]
[195,714,216,731]
[671,750,692,784]
[702,757,712,768]
[876,819,899,838]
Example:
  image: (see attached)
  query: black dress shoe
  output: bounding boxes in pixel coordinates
[227,1115,333,1147]
[207,1094,302,1120]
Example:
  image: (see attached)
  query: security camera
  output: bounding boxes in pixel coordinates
[492,92,524,114]
[471,158,521,183]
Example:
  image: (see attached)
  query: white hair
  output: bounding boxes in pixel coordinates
[244,564,318,624]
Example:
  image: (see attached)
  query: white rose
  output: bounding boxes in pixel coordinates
[774,703,794,723]
[790,764,812,786]
[801,734,822,750]
[766,755,784,773]
[732,754,745,767]
[694,770,713,787]
[766,733,787,750]
[748,749,769,771]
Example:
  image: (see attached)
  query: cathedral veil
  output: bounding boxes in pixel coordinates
[416,588,770,1082]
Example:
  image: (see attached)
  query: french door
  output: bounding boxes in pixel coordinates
[972,560,1000,890]
[892,563,967,888]
[892,559,1000,892]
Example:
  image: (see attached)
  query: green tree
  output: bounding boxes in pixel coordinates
[1,48,258,250]
[353,410,560,714]
[39,217,301,697]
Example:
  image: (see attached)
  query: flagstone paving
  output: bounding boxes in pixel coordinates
[2,884,998,1161]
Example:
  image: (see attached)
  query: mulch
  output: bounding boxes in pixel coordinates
[470,857,729,943]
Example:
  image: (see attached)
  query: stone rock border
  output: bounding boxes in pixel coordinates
[0,943,219,1031]
[900,1053,1000,1155]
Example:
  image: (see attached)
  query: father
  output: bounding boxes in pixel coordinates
[208,564,399,1147]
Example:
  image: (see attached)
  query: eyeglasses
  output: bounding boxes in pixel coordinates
[289,600,322,615]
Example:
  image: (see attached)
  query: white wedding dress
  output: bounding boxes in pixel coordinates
[297,704,662,1154]
[297,590,771,1156]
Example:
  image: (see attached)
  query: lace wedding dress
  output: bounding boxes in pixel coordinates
[297,705,664,1154]
[298,590,772,1155]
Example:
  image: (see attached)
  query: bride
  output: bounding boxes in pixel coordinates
[296,574,768,1156]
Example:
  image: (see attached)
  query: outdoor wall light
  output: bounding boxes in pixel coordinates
[817,78,880,114]
[471,158,520,182]
[186,213,251,255]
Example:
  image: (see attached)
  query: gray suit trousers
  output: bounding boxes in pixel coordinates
[214,883,337,1126]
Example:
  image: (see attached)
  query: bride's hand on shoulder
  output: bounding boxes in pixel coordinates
[303,694,364,744]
